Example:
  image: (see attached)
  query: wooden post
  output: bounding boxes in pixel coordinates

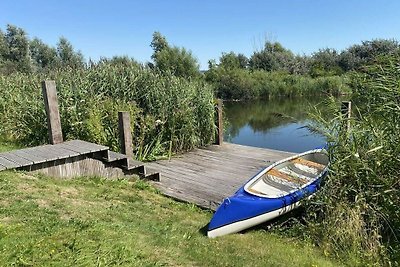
[42,80,63,144]
[341,101,352,131]
[215,99,223,145]
[118,111,133,158]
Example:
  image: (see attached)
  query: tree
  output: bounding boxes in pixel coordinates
[56,37,85,69]
[289,55,311,75]
[249,41,294,72]
[339,39,400,71]
[237,53,249,69]
[30,38,57,70]
[150,31,200,78]
[96,55,140,67]
[150,31,168,60]
[0,29,7,60]
[310,48,342,77]
[219,52,248,69]
[3,24,31,73]
[155,46,200,78]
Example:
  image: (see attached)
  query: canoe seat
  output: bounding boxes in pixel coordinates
[267,168,307,185]
[291,158,325,171]
[247,187,266,195]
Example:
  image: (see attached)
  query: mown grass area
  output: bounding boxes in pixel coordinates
[0,169,339,266]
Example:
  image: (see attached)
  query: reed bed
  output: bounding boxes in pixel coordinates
[306,55,400,265]
[0,63,216,160]
[206,68,350,100]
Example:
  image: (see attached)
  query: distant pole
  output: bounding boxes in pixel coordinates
[118,111,133,158]
[215,99,223,145]
[42,80,63,144]
[341,101,352,132]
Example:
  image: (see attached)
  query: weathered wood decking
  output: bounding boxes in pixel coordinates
[0,138,295,211]
[147,143,294,210]
[0,140,159,180]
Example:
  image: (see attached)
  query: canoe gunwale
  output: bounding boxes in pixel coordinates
[243,148,329,199]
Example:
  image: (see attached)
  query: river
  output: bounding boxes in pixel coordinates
[223,97,327,153]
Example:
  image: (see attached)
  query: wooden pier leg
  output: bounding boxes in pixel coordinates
[215,99,223,145]
[42,80,63,144]
[118,111,133,158]
[341,101,352,132]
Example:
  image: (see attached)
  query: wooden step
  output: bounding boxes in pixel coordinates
[141,167,161,182]
[102,151,128,163]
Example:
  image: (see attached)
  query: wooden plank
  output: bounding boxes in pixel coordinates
[149,164,239,197]
[126,159,144,170]
[145,142,297,210]
[63,140,108,153]
[152,182,221,210]
[215,99,223,145]
[11,150,48,164]
[44,146,81,160]
[22,146,61,161]
[56,142,93,154]
[0,152,33,167]
[154,174,226,204]
[0,156,19,169]
[42,80,63,144]
[118,112,133,158]
[106,151,127,162]
[174,152,267,173]
[143,167,160,181]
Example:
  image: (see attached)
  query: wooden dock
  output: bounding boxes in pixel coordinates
[147,143,294,210]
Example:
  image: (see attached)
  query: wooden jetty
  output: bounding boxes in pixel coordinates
[147,143,294,210]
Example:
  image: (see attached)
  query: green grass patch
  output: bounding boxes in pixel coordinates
[0,171,338,266]
[0,138,20,152]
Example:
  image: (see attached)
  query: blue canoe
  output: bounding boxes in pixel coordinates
[207,149,329,238]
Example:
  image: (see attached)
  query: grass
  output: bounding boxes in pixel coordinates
[0,138,20,152]
[0,169,339,266]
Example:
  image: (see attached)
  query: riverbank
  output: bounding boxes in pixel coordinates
[205,68,351,100]
[0,169,338,266]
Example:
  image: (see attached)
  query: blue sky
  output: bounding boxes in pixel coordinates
[1,0,400,69]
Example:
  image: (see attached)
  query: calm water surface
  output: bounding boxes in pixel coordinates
[224,98,326,153]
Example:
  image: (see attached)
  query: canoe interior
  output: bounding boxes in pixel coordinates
[245,151,329,198]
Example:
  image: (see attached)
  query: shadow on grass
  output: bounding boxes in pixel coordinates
[199,223,209,236]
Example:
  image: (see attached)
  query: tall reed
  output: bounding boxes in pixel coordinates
[0,63,216,159]
[306,55,400,265]
[206,68,351,100]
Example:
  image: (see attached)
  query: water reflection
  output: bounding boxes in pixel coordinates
[224,98,326,153]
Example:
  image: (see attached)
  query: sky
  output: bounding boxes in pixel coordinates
[1,0,400,69]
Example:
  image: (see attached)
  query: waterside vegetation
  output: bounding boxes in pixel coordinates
[303,55,400,265]
[0,64,215,160]
[1,24,400,265]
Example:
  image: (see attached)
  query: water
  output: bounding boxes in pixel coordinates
[223,98,327,153]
